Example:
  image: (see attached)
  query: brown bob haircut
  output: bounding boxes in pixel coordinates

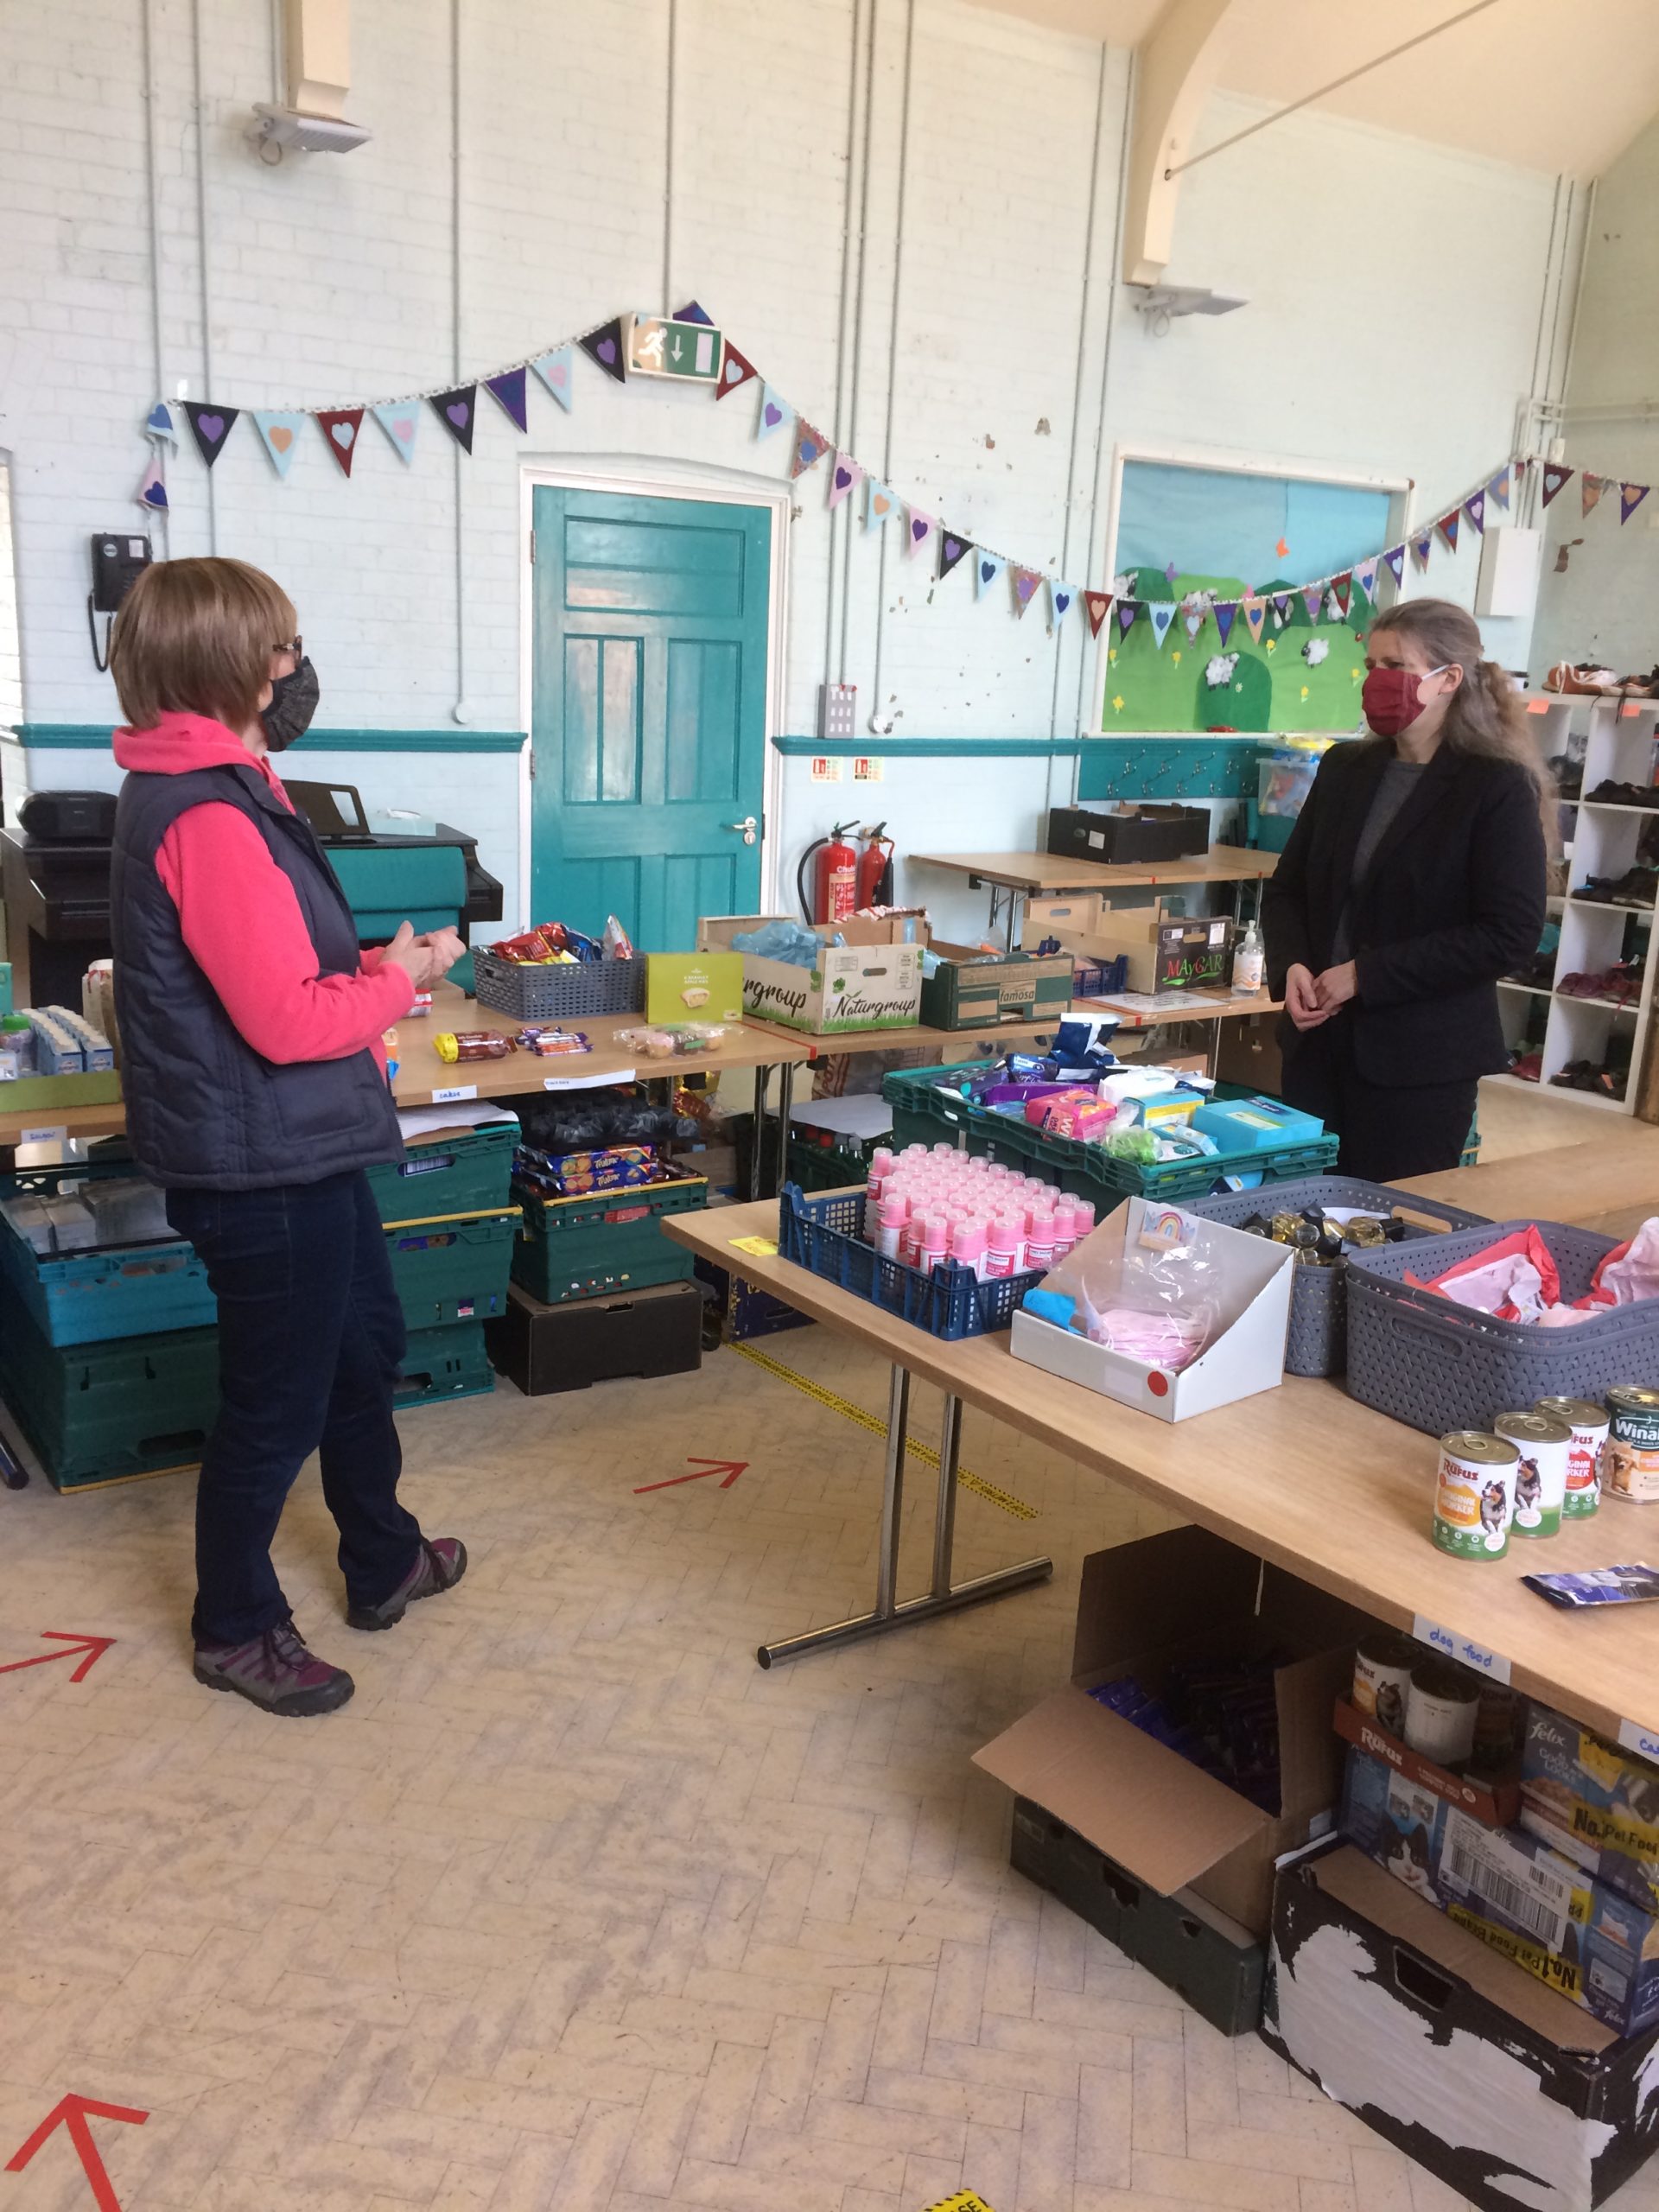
[110,556,296,734]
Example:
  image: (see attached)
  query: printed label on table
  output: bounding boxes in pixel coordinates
[18,1126,69,1144]
[729,1235,779,1257]
[430,1085,477,1104]
[1412,1616,1512,1683]
[1617,1717,1659,1762]
[543,1066,632,1092]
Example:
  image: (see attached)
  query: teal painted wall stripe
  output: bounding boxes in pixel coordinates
[1078,736,1264,803]
[13,724,527,754]
[772,734,1084,758]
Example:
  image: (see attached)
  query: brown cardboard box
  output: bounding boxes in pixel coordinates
[1025,893,1103,938]
[1215,1007,1284,1096]
[1058,913,1230,995]
[973,1526,1371,1934]
[697,912,930,1035]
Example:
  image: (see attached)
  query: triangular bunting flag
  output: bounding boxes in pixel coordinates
[1488,465,1512,512]
[144,400,177,444]
[938,529,973,581]
[136,451,168,511]
[1582,473,1605,518]
[1541,462,1573,507]
[1331,573,1352,618]
[1083,590,1113,638]
[372,401,421,463]
[715,341,759,401]
[1464,488,1486,535]
[1011,567,1044,618]
[1354,558,1379,606]
[1301,586,1324,625]
[183,401,238,468]
[974,550,1006,599]
[756,385,790,441]
[1622,482,1650,524]
[1436,511,1460,551]
[864,477,895,531]
[1213,601,1237,647]
[1384,545,1407,586]
[791,423,830,478]
[429,385,477,453]
[672,300,714,326]
[578,318,626,383]
[530,346,575,411]
[1271,593,1292,627]
[1242,597,1266,647]
[251,410,306,479]
[906,507,937,558]
[1411,531,1433,568]
[1184,604,1206,642]
[485,368,529,433]
[1116,600,1138,635]
[828,453,863,510]
[1147,602,1177,652]
[1049,581,1076,629]
[315,406,364,477]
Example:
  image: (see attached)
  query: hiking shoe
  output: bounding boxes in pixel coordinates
[346,1536,467,1631]
[194,1620,355,1717]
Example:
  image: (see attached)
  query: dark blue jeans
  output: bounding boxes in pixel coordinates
[167,1170,423,1647]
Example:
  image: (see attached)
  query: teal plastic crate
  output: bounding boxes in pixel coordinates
[0,1161,214,1344]
[512,1170,705,1305]
[0,1309,218,1492]
[882,1063,1338,1209]
[385,1209,518,1327]
[366,1120,518,1225]
[395,1318,494,1409]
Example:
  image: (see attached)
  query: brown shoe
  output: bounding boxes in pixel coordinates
[346,1537,467,1631]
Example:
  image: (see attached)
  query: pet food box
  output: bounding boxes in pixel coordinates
[974,1524,1370,1938]
[1332,1698,1522,1828]
[698,912,928,1036]
[1009,1197,1295,1423]
[645,950,745,1026]
[1341,1745,1659,2037]
[1052,912,1231,995]
[1522,1706,1659,1911]
[1264,1843,1659,2212]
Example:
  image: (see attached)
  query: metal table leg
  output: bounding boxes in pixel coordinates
[772,1059,795,1196]
[747,1064,771,1202]
[755,1370,1052,1667]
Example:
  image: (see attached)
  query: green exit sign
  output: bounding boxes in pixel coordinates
[626,315,723,381]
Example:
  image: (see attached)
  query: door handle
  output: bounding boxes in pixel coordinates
[726,815,758,846]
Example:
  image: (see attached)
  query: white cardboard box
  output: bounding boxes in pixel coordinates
[1009,1197,1294,1421]
[697,913,927,1035]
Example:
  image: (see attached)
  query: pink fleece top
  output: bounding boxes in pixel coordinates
[112,711,414,1067]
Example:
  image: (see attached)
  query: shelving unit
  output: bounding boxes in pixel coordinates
[1491,696,1659,1113]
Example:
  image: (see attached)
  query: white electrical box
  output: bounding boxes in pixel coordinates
[1475,524,1542,620]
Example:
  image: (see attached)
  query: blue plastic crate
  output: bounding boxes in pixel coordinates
[0,1166,214,1345]
[779,1184,1042,1340]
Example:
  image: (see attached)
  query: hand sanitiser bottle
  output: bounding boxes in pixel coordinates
[1233,919,1265,996]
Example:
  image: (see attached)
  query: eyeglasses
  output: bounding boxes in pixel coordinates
[272,635,302,662]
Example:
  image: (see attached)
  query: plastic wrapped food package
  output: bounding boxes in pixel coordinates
[1024,1213,1221,1371]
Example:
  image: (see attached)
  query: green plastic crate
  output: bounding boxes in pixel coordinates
[882,1063,1339,1209]
[366,1120,518,1225]
[512,1169,705,1305]
[0,1160,214,1344]
[394,1318,494,1409]
[385,1209,519,1327]
[0,1309,218,1492]
[785,1136,874,1193]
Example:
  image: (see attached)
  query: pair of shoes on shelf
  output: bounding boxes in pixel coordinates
[1557,963,1643,1007]
[1584,780,1659,809]
[1504,950,1557,990]
[1509,1049,1543,1083]
[1551,1058,1629,1099]
[1573,868,1659,907]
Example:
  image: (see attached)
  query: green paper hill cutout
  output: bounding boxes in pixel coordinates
[1103,566,1371,734]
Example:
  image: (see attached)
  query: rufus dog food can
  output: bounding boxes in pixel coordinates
[1404,1657,1481,1767]
[1605,1387,1659,1503]
[1494,1409,1572,1539]
[1536,1397,1608,1518]
[1352,1630,1420,1739]
[1433,1431,1518,1560]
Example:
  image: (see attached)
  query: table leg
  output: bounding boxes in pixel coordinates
[772,1059,795,1197]
[754,1367,1052,1668]
[747,1065,771,1202]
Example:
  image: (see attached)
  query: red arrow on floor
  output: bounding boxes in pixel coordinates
[634,1458,748,1495]
[0,1632,116,1683]
[6,2093,148,2211]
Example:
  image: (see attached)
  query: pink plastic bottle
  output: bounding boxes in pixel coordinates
[864,1146,895,1238]
[1051,1198,1081,1262]
[950,1217,988,1280]
[1071,1198,1097,1239]
[875,1196,906,1262]
[1024,1208,1059,1273]
[919,1211,950,1274]
[983,1212,1025,1280]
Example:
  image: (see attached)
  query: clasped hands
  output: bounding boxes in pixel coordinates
[1285,959,1357,1032]
[384,920,467,993]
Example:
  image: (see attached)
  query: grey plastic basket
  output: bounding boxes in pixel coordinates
[1344,1218,1659,1435]
[1185,1177,1490,1379]
[471,949,645,1021]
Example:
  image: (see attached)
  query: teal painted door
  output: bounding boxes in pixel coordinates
[530,486,771,950]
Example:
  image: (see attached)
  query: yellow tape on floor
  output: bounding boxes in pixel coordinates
[730,1342,1039,1522]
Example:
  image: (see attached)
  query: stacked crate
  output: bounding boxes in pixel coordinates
[366,1116,520,1405]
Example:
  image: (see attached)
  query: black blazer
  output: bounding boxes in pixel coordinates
[1261,737,1546,1087]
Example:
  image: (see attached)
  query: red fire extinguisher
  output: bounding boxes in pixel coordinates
[857,821,894,909]
[798,820,860,925]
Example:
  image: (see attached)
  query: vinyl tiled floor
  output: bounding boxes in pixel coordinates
[0,1080,1648,2212]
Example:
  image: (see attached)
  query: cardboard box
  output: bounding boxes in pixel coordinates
[1024,893,1102,939]
[1340,1745,1659,2037]
[1264,1843,1659,2212]
[1009,1198,1295,1422]
[697,912,926,1035]
[917,941,1073,1031]
[486,1277,702,1394]
[1058,913,1230,995]
[1522,1707,1659,1912]
[973,1524,1371,1935]
[1332,1698,1521,1827]
[645,950,745,1026]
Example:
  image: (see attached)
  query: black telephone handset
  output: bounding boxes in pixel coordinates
[88,531,153,671]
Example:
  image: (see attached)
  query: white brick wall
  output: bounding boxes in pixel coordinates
[0,0,1580,918]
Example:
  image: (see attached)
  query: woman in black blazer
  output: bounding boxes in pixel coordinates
[1262,598,1548,1181]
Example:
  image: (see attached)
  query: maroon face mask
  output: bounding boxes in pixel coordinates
[1363,662,1448,738]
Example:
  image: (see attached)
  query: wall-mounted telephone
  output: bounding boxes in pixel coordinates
[88,531,153,670]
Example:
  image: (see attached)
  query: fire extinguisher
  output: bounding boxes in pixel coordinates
[857,821,894,909]
[798,820,860,925]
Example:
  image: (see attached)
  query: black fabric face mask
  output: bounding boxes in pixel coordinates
[262,656,319,752]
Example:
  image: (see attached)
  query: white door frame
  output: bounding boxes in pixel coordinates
[518,454,792,930]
